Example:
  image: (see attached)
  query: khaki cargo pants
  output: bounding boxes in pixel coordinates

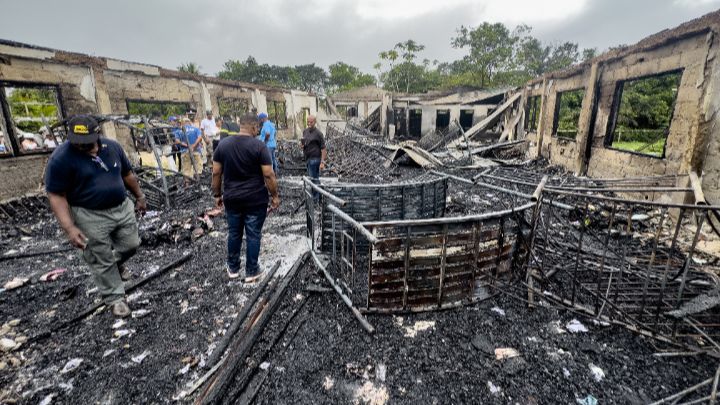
[181,151,204,178]
[71,198,140,305]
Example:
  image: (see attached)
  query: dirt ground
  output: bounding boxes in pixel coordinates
[0,167,718,404]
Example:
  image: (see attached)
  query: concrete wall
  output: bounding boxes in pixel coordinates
[522,10,720,201]
[418,105,492,137]
[585,33,711,179]
[0,40,321,201]
[698,31,720,205]
[536,70,591,174]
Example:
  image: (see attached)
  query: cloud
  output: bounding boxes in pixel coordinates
[0,0,717,76]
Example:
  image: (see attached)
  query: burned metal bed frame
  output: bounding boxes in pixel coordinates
[526,186,720,348]
[306,164,720,351]
[305,175,536,323]
[466,167,720,350]
[107,116,201,210]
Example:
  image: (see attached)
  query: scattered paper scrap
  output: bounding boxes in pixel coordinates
[566,319,588,333]
[495,348,520,360]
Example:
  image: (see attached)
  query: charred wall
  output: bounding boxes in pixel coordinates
[522,10,720,201]
[0,40,317,201]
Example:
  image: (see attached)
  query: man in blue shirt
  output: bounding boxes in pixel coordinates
[174,117,206,180]
[45,115,147,317]
[257,112,278,173]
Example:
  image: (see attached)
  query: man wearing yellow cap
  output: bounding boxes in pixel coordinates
[45,115,146,317]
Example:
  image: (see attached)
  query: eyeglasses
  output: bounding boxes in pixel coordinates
[92,156,109,172]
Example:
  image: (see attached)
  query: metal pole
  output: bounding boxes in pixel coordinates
[143,118,171,208]
[303,177,347,206]
[310,249,375,334]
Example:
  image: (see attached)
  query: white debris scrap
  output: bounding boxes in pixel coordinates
[376,363,387,382]
[566,319,588,333]
[112,319,126,329]
[260,362,271,371]
[38,393,56,405]
[631,214,650,221]
[126,291,143,302]
[178,363,191,375]
[404,321,435,338]
[353,381,389,405]
[494,348,520,360]
[132,351,151,364]
[111,329,135,343]
[589,363,605,382]
[0,337,16,352]
[3,277,29,290]
[131,309,151,319]
[323,376,334,391]
[61,358,83,374]
[487,381,502,395]
[490,307,506,316]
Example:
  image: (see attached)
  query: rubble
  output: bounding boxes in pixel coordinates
[1,108,719,404]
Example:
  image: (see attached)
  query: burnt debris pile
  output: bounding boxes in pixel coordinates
[2,120,720,404]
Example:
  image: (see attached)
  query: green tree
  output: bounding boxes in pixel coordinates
[218,57,330,93]
[449,23,585,88]
[177,62,201,74]
[617,73,681,130]
[218,56,294,88]
[581,48,597,62]
[377,40,436,93]
[293,64,328,94]
[451,23,518,88]
[328,62,375,93]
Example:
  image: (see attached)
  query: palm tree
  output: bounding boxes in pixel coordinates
[177,62,201,75]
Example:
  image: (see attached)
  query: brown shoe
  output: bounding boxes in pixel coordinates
[118,264,131,281]
[111,301,131,318]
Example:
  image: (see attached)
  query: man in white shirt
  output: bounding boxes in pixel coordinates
[200,110,219,165]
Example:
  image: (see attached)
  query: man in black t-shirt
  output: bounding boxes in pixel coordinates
[212,113,280,282]
[45,116,147,317]
[301,115,326,200]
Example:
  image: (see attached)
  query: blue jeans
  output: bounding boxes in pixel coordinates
[306,158,321,200]
[226,206,267,276]
[268,147,278,173]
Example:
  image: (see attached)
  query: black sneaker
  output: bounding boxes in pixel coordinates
[226,265,240,279]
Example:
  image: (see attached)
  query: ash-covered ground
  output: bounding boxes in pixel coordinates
[0,160,718,404]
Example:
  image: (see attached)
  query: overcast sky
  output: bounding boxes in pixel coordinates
[1,0,718,76]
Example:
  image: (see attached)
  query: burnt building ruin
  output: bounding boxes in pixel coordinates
[1,8,720,405]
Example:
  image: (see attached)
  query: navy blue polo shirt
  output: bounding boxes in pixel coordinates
[45,139,133,210]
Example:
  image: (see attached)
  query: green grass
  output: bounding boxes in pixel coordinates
[611,138,666,157]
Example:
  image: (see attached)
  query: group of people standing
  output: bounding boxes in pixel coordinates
[44,110,327,317]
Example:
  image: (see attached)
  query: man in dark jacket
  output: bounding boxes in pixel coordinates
[45,116,146,317]
[301,115,326,200]
[212,113,280,282]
